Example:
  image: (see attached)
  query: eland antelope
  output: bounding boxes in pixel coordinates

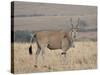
[29,18,80,67]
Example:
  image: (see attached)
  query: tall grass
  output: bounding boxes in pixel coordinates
[13,41,97,73]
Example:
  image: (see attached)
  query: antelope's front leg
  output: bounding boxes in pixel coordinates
[61,38,68,65]
[61,52,67,65]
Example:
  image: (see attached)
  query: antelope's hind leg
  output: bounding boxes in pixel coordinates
[40,44,48,68]
[34,47,41,68]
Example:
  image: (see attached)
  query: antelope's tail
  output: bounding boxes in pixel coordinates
[29,33,36,55]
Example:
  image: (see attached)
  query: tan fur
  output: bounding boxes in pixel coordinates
[36,30,71,50]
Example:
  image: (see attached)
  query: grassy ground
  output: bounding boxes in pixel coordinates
[13,41,97,73]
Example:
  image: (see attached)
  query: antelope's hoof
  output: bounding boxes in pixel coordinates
[34,65,38,68]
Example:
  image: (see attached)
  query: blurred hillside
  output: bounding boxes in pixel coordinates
[12,1,97,42]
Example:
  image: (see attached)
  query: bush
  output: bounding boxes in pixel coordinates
[14,30,32,43]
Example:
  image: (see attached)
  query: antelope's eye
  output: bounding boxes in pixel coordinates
[78,28,80,31]
[72,29,74,32]
[76,29,78,32]
[76,29,79,32]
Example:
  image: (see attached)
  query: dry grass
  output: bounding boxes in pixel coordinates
[13,41,97,73]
